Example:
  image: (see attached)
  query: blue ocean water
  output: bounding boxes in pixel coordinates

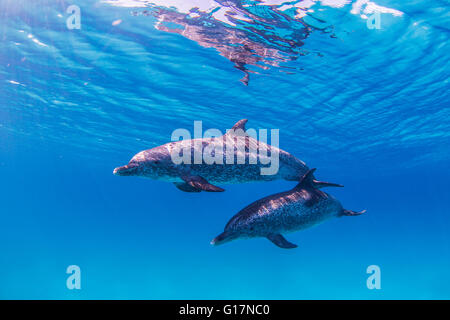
[0,0,449,299]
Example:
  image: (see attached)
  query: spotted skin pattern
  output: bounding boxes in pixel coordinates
[212,169,365,248]
[113,119,310,190]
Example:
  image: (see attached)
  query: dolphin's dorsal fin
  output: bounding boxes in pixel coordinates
[295,168,316,189]
[232,119,248,131]
[225,119,248,137]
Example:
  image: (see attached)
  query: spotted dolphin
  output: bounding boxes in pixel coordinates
[113,119,342,192]
[211,168,365,248]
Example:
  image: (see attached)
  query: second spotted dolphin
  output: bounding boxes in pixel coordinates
[113,119,341,192]
[211,169,365,249]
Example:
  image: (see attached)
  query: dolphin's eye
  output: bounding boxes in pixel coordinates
[154,160,160,164]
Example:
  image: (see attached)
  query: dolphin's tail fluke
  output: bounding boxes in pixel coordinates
[311,169,344,188]
[210,231,233,246]
[297,169,344,188]
[341,209,367,216]
[312,179,344,188]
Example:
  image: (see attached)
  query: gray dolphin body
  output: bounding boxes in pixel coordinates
[113,119,341,192]
[211,169,365,249]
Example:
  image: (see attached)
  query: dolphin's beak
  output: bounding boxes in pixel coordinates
[113,163,139,176]
[210,231,233,246]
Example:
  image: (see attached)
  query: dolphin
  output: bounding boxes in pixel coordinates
[113,119,342,192]
[211,168,365,248]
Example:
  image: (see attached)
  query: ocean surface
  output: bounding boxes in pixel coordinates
[0,0,449,299]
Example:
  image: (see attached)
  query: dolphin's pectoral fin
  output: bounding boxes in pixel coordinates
[267,234,298,249]
[181,175,225,192]
[174,182,202,193]
[341,209,366,216]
